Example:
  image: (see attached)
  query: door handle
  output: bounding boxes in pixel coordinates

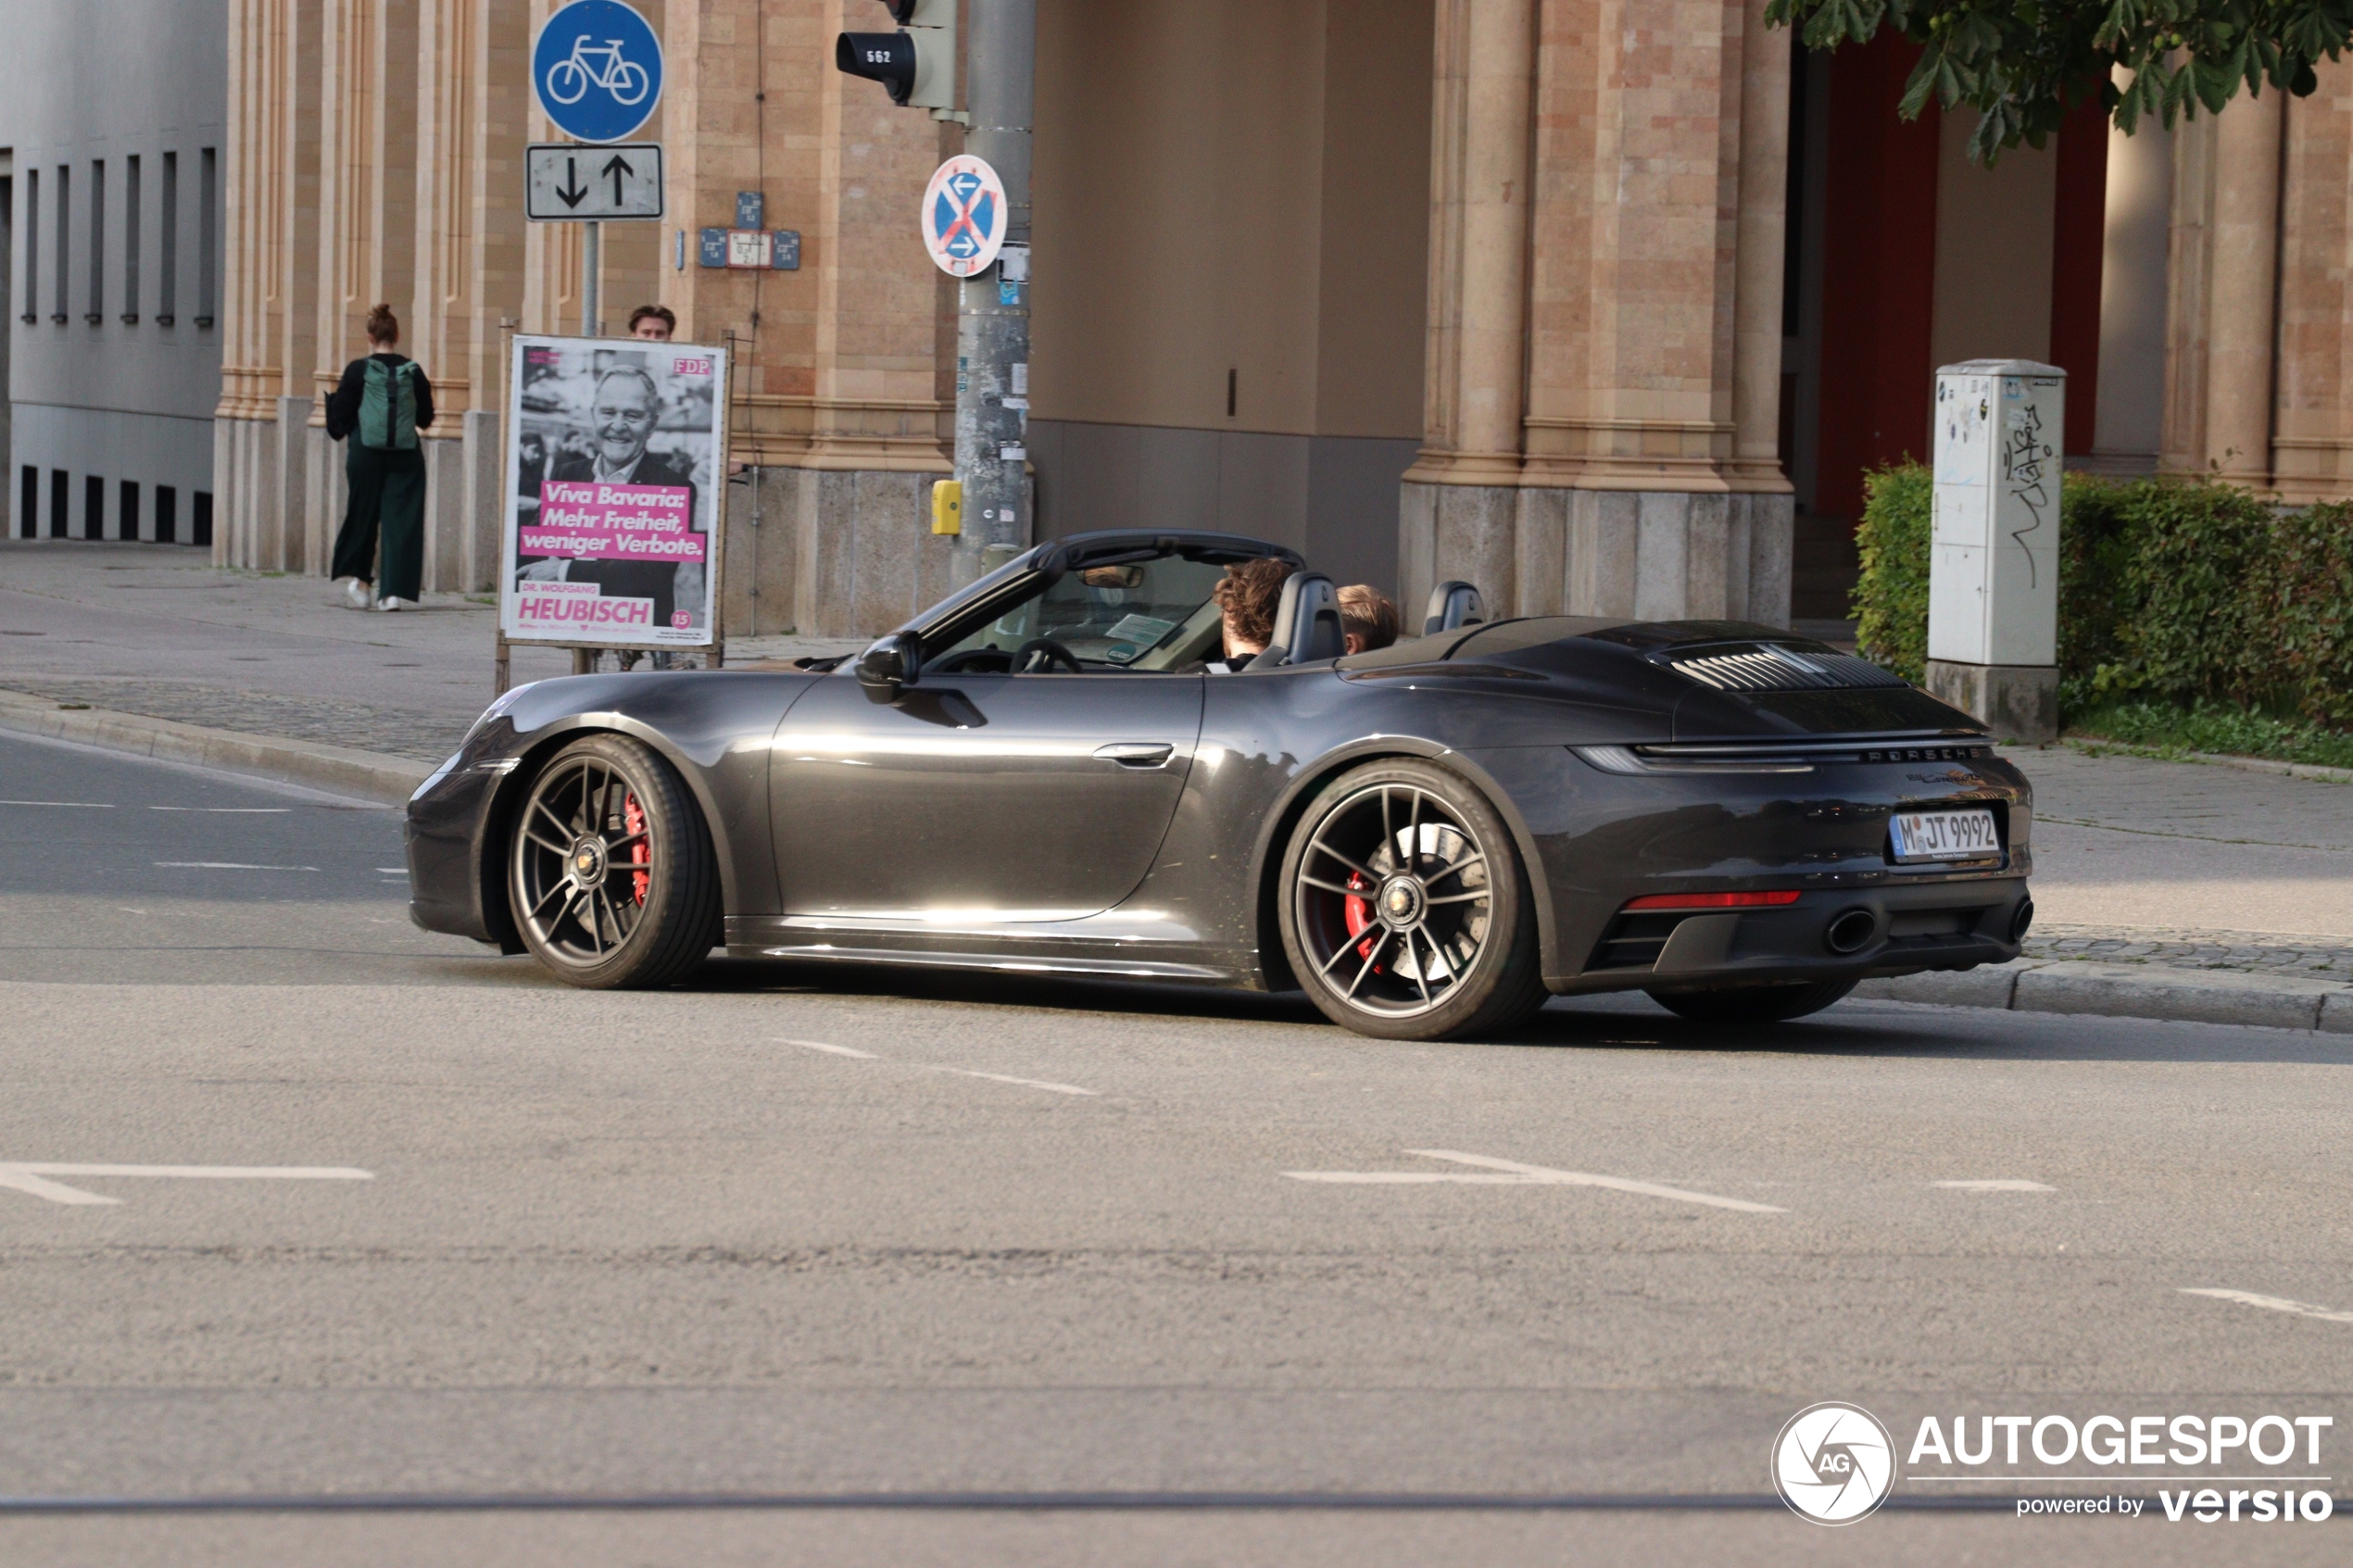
[1093,742,1175,768]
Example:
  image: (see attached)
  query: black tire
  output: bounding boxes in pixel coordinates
[1644,977,1859,1024]
[1277,758,1551,1040]
[508,734,721,989]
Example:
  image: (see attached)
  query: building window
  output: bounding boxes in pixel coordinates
[156,483,177,544]
[191,489,212,547]
[49,469,67,537]
[195,147,216,329]
[18,466,33,539]
[122,155,139,324]
[21,169,36,325]
[119,480,140,541]
[158,152,177,326]
[83,473,104,540]
[86,160,104,324]
[52,165,67,322]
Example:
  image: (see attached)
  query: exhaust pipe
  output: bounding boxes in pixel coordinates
[1824,908,1879,955]
[2009,898,2035,943]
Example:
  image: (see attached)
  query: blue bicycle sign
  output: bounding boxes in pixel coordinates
[533,0,663,144]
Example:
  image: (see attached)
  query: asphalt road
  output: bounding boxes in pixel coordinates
[2,732,2348,1566]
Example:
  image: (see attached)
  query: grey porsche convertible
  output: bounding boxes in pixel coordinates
[406,528,2033,1040]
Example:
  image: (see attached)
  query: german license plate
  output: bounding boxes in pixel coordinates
[1889,807,2000,863]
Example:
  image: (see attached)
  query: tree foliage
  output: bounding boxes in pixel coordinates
[1764,0,2349,162]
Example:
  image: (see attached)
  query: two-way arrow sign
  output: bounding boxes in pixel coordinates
[526,142,663,222]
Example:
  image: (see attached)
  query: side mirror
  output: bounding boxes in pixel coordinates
[856,631,922,694]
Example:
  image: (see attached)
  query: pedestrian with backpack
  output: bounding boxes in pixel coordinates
[326,303,435,610]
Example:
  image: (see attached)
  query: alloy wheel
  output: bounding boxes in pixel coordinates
[1291,782,1494,1020]
[512,753,657,967]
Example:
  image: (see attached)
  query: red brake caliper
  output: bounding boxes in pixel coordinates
[623,793,649,904]
[1342,871,1380,961]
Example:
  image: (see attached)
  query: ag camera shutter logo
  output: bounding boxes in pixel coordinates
[1773,1402,1898,1524]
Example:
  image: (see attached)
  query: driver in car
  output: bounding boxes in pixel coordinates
[1209,557,1297,671]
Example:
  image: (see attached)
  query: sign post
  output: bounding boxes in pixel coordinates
[533,0,665,336]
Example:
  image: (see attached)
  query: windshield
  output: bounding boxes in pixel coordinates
[929,555,1234,672]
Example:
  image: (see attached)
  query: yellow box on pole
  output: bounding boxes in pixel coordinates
[930,479,963,535]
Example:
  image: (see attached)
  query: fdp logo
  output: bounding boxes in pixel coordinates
[1773,1402,1898,1524]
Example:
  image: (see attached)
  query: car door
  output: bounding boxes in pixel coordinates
[769,669,1204,921]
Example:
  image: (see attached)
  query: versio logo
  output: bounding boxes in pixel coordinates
[1774,1402,1898,1524]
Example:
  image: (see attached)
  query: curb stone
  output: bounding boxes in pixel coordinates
[0,689,432,805]
[1857,960,2353,1034]
[2052,737,2353,785]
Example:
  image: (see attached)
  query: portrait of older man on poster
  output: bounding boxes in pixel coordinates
[511,348,714,637]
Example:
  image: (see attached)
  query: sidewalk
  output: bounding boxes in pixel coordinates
[6,543,2348,1032]
[0,542,862,769]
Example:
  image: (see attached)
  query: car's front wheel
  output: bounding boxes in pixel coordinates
[1277,759,1551,1040]
[1644,977,1858,1024]
[508,734,720,988]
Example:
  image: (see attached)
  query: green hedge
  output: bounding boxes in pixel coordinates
[1851,467,2353,732]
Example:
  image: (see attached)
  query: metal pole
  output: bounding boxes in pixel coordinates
[583,220,601,337]
[950,0,1035,585]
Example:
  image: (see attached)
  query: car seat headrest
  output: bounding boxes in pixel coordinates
[1423,580,1485,636]
[1259,571,1343,668]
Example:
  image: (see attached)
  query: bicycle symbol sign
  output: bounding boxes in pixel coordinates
[532,0,663,144]
[921,155,1009,278]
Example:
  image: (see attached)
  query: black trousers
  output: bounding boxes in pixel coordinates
[331,443,427,600]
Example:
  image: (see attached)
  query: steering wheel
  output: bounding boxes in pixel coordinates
[1013,637,1085,674]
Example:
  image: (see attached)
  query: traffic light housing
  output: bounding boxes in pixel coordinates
[836,0,956,115]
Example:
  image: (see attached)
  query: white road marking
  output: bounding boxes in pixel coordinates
[1935,1179,2056,1192]
[149,807,293,813]
[924,1066,1099,1098]
[0,1162,374,1206]
[780,1037,878,1060]
[0,800,114,808]
[775,1037,1094,1095]
[1282,1149,1785,1213]
[153,862,319,872]
[2180,1288,2353,1324]
[375,868,408,874]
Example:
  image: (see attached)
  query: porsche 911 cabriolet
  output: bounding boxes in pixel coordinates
[406,528,2033,1039]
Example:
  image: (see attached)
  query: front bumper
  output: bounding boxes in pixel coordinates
[405,738,518,945]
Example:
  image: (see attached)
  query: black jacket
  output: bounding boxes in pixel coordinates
[325,353,435,442]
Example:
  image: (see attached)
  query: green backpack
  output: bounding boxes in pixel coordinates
[359,358,421,450]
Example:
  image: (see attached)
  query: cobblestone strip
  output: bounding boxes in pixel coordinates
[2026,923,2353,979]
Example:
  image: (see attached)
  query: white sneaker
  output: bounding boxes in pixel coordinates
[340,577,371,609]
[377,596,406,612]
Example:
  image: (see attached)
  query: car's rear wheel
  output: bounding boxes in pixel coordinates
[508,734,720,989]
[1277,759,1550,1040]
[1644,977,1858,1024]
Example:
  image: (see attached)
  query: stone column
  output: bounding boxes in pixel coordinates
[410,0,529,593]
[2161,95,2283,483]
[1405,0,1793,628]
[217,0,320,571]
[2208,92,2283,487]
[656,0,955,641]
[1398,0,1535,621]
[1728,0,1794,624]
[2271,65,2353,502]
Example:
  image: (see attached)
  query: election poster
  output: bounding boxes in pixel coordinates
[500,333,727,647]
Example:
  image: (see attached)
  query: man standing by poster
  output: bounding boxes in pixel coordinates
[520,364,702,630]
